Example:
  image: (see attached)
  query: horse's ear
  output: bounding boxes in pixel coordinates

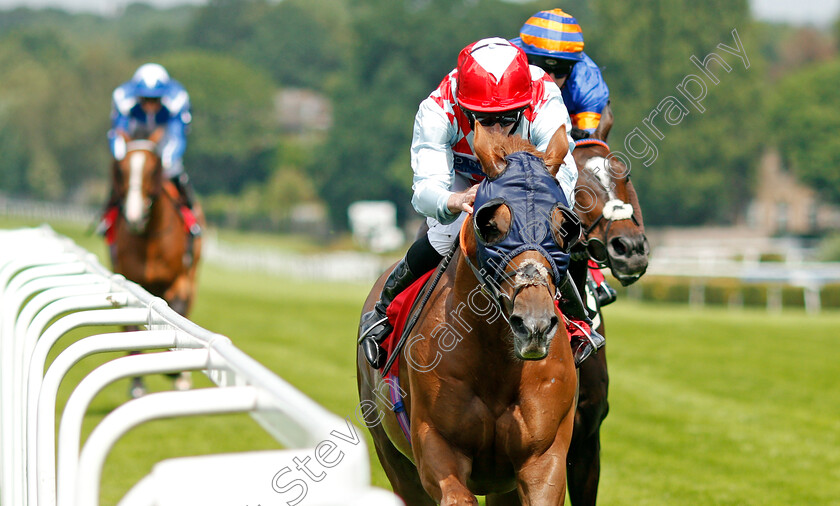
[544,124,568,177]
[473,122,507,178]
[593,103,613,141]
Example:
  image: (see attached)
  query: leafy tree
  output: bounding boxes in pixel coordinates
[312,0,557,228]
[154,51,278,194]
[0,28,118,199]
[769,59,840,203]
[185,0,347,91]
[588,0,766,225]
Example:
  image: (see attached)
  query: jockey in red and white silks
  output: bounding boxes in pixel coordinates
[360,37,604,370]
[410,37,578,255]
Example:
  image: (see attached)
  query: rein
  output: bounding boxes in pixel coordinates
[380,237,460,378]
[574,138,639,267]
[461,250,516,325]
[459,215,516,323]
[459,217,558,323]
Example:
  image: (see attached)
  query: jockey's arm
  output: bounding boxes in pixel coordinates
[108,102,132,161]
[158,106,189,173]
[530,89,578,208]
[410,98,462,224]
[568,56,610,135]
[447,186,477,215]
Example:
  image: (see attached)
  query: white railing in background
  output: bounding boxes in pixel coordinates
[0,197,97,225]
[5,197,838,311]
[0,197,393,283]
[0,225,402,506]
[641,256,840,313]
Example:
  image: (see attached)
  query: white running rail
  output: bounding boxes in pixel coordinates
[0,225,401,506]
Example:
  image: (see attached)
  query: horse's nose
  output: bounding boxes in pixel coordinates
[510,312,559,341]
[607,234,650,285]
[608,235,646,258]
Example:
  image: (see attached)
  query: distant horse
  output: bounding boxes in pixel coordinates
[109,139,204,395]
[565,107,649,506]
[357,124,579,505]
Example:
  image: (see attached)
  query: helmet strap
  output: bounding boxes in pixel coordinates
[459,104,477,131]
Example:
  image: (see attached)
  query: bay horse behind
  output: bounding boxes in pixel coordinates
[109,139,204,394]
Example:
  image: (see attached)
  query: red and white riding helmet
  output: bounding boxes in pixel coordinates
[456,37,532,113]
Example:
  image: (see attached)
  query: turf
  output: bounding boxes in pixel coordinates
[4,219,840,504]
[108,268,840,505]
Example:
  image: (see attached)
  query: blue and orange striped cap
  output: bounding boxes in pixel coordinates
[511,9,584,61]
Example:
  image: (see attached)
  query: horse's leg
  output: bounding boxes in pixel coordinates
[370,424,436,506]
[356,361,435,505]
[159,274,195,390]
[567,344,609,506]
[413,423,477,505]
[485,491,521,506]
[163,274,193,317]
[117,324,147,398]
[514,444,570,504]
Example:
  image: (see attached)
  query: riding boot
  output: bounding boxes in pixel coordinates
[588,262,617,307]
[557,273,605,367]
[95,187,121,237]
[359,258,418,369]
[171,173,196,209]
[170,173,201,236]
[595,279,618,307]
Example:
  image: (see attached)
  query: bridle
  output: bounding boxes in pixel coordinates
[460,219,559,325]
[572,139,639,268]
[576,207,641,267]
[119,141,163,231]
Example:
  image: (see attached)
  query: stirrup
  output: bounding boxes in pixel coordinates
[358,313,389,343]
[94,219,109,237]
[568,321,605,367]
[359,311,391,368]
[96,206,119,237]
[596,282,617,307]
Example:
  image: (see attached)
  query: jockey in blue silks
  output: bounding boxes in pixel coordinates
[100,63,200,236]
[512,8,618,307]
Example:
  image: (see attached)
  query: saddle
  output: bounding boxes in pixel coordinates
[381,270,435,377]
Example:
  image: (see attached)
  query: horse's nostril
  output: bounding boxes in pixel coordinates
[610,237,628,257]
[510,315,527,336]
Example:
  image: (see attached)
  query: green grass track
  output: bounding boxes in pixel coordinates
[4,219,840,504]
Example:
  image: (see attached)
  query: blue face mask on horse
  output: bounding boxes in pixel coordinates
[472,151,577,290]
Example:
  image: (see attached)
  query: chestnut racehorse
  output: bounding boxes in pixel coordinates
[357,124,578,505]
[565,107,649,506]
[110,140,204,394]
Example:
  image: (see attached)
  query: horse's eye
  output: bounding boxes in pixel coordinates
[474,202,511,246]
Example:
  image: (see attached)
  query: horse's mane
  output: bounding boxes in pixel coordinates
[480,130,565,177]
[483,131,542,160]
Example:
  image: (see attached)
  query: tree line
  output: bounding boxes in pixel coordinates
[0,0,836,232]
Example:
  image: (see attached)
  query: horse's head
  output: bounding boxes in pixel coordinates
[572,142,649,285]
[465,123,578,360]
[113,140,163,233]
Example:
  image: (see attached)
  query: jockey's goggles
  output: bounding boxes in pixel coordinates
[466,107,525,128]
[527,55,576,77]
